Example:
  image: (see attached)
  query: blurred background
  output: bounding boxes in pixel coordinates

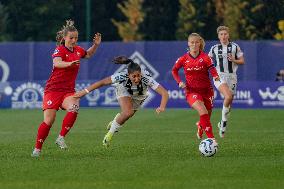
[0,0,284,109]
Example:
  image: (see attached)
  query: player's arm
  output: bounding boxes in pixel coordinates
[154,85,169,114]
[74,76,112,98]
[228,46,244,65]
[228,55,244,65]
[84,33,101,58]
[207,55,220,82]
[53,57,79,68]
[172,57,186,88]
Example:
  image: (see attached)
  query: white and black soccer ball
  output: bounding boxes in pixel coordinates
[199,138,218,157]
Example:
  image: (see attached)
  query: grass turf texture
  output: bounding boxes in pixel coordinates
[0,109,283,189]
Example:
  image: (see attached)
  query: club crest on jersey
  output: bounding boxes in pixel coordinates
[199,58,203,62]
[77,52,81,56]
[47,100,52,105]
[53,49,59,55]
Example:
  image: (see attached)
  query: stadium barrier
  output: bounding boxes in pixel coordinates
[0,41,284,109]
[0,81,284,109]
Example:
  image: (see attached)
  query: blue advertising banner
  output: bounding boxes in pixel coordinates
[1,81,284,109]
[1,41,284,109]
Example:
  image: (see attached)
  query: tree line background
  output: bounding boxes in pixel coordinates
[0,0,284,42]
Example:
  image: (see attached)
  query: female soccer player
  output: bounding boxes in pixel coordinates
[208,26,244,138]
[31,20,102,157]
[74,56,169,147]
[172,33,220,141]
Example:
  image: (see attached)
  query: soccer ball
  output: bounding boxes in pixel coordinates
[199,138,218,157]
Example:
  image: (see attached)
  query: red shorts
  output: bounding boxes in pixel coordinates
[42,91,75,110]
[185,88,214,110]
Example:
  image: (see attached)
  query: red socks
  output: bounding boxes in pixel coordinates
[35,122,51,149]
[59,112,78,137]
[199,114,214,138]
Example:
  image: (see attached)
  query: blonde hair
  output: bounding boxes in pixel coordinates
[56,19,78,46]
[188,33,205,51]
[217,25,230,34]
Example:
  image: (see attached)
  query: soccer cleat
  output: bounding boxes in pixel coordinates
[31,148,41,157]
[218,121,227,138]
[196,121,203,140]
[102,132,113,148]
[55,136,68,149]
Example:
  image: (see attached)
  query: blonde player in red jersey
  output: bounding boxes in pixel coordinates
[172,33,221,141]
[31,20,102,157]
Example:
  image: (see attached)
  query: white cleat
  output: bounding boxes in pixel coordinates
[31,148,41,157]
[55,136,68,149]
[218,121,227,138]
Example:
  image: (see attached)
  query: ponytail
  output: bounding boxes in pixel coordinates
[112,56,134,64]
[112,56,141,74]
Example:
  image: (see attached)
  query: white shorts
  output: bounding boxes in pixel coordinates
[115,85,147,110]
[214,73,237,95]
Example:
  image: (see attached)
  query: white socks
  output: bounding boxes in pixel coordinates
[222,105,230,122]
[109,119,121,134]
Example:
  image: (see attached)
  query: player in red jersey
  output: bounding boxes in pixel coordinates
[172,33,221,141]
[31,20,102,157]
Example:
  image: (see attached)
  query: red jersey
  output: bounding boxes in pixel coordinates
[45,45,86,93]
[172,51,218,92]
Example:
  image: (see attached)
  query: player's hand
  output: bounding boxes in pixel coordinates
[69,60,80,66]
[93,33,101,46]
[156,107,165,114]
[227,53,235,62]
[73,90,88,98]
[178,82,186,89]
[214,76,220,81]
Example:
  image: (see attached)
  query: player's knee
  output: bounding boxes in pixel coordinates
[44,117,55,126]
[68,104,80,113]
[224,92,233,102]
[122,110,134,118]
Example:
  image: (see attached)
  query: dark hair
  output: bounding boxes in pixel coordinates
[112,56,141,74]
[56,19,78,46]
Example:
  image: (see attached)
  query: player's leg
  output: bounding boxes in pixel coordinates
[186,93,214,139]
[31,109,56,157]
[192,101,215,139]
[107,98,142,131]
[56,94,80,149]
[32,92,62,157]
[187,91,215,139]
[218,82,234,138]
[103,96,135,147]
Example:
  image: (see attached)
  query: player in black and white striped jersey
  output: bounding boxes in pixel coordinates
[209,26,245,138]
[73,56,169,147]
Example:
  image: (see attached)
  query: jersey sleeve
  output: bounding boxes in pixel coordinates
[205,54,219,78]
[110,71,128,84]
[171,56,184,84]
[77,46,87,58]
[52,46,65,59]
[142,70,159,90]
[236,44,244,59]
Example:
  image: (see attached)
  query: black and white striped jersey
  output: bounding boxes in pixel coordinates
[209,42,243,75]
[111,69,160,98]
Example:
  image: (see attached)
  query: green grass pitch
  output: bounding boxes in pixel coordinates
[0,108,283,189]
